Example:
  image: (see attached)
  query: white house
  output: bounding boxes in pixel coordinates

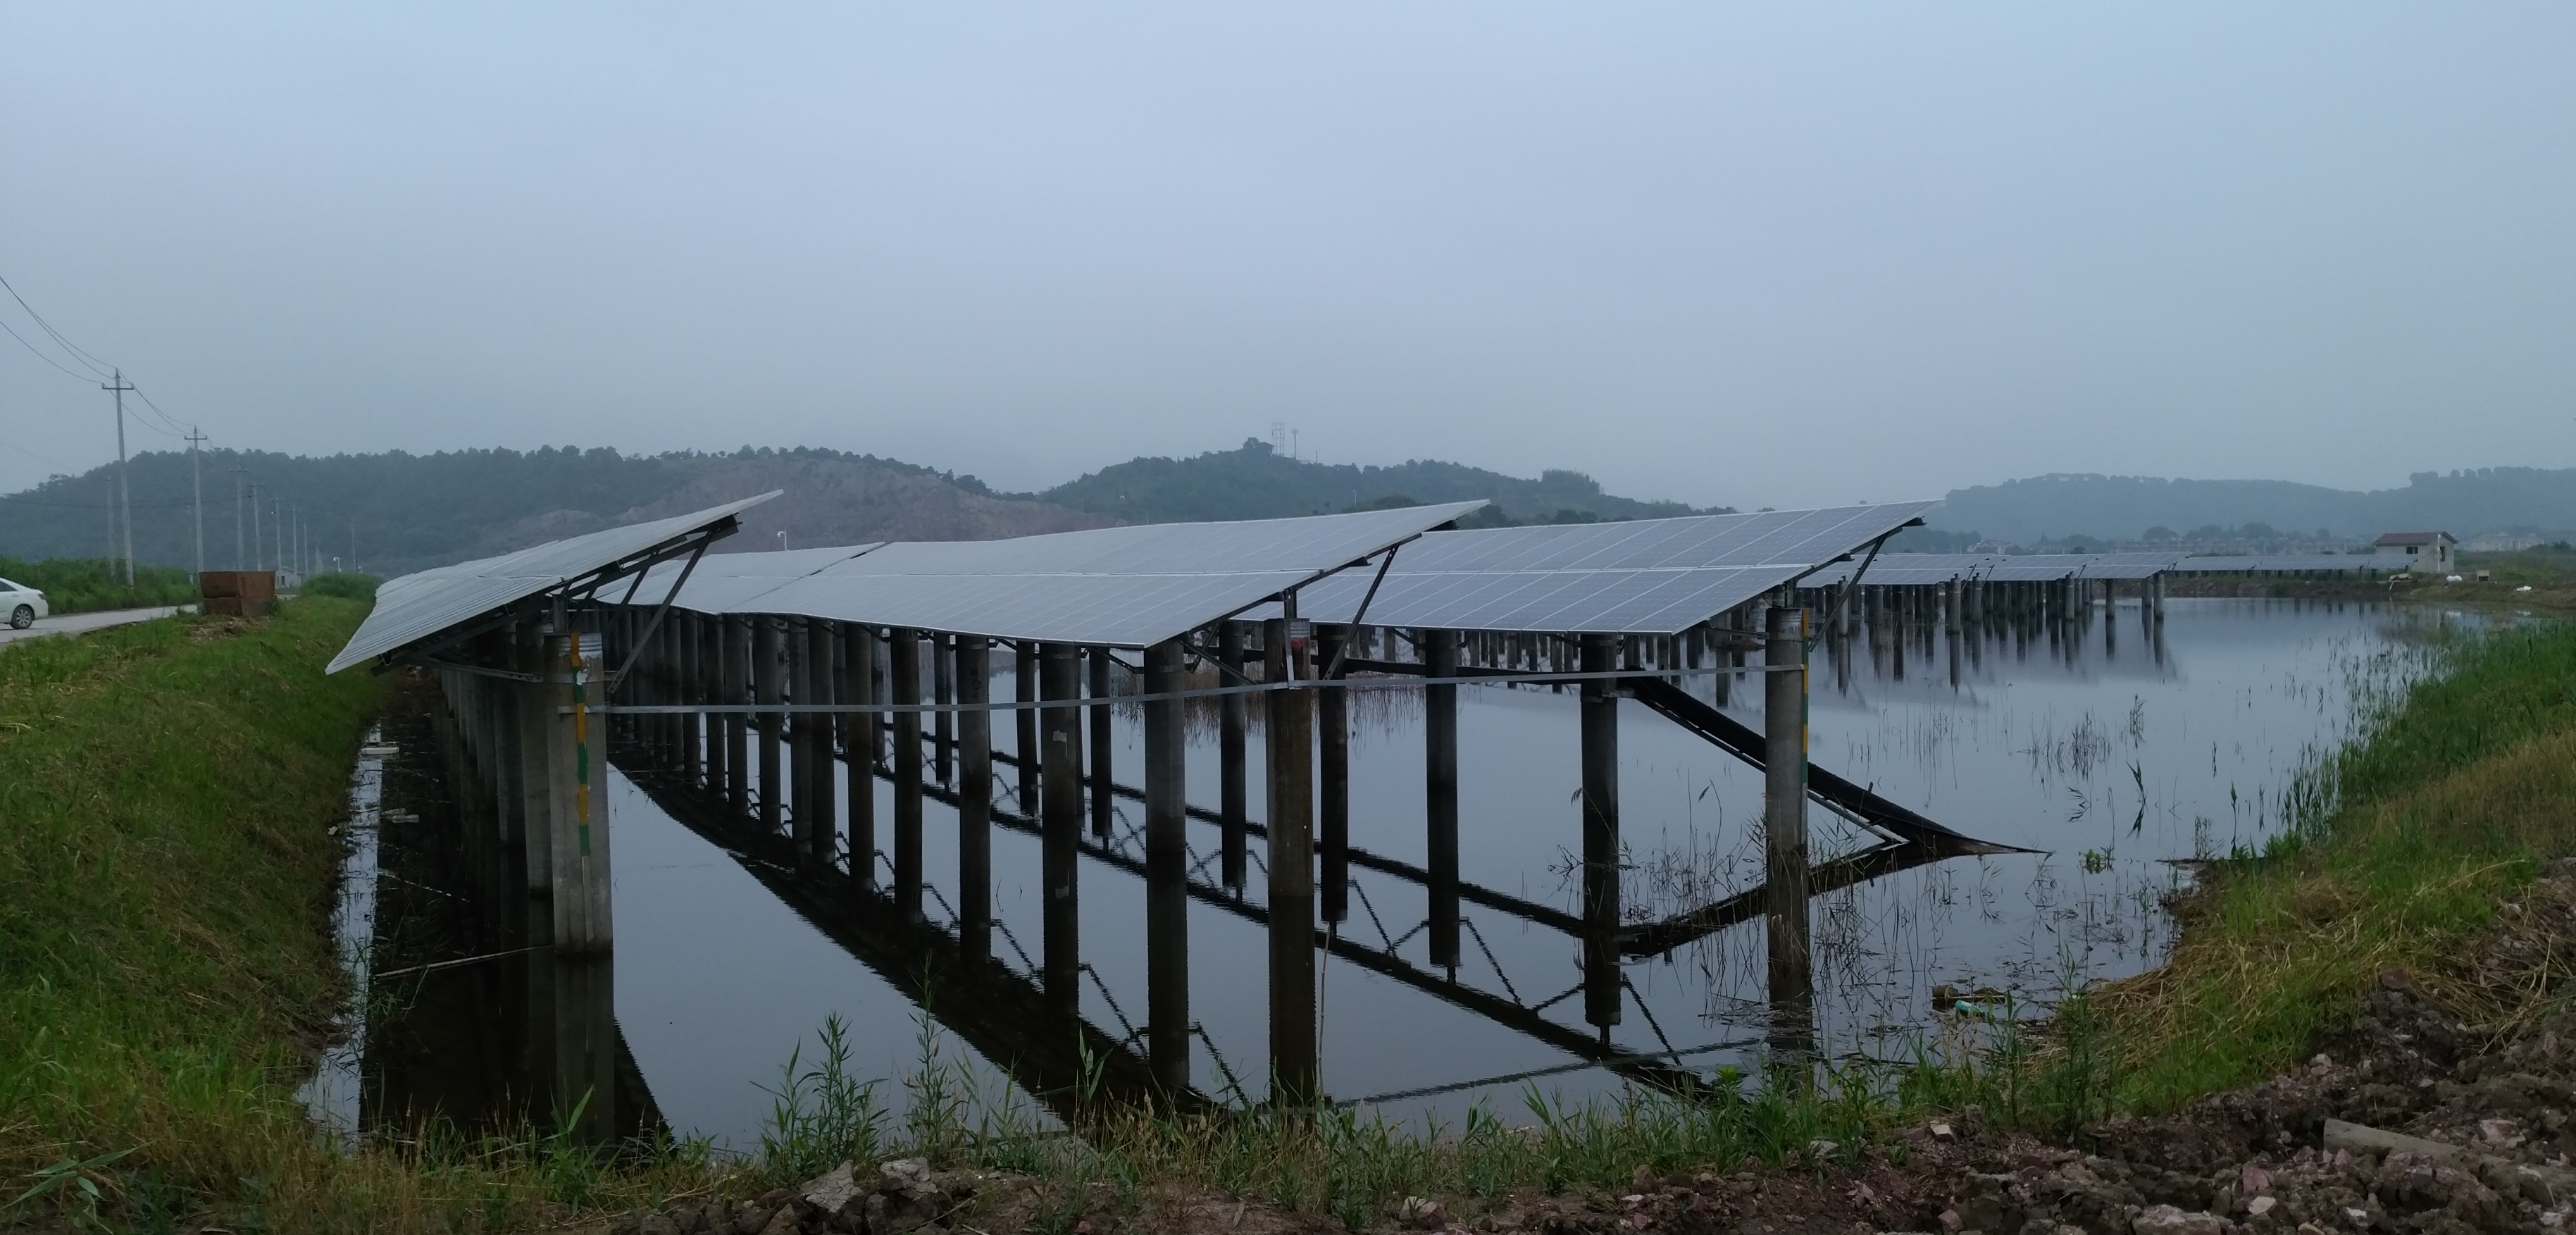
[2373,531,2457,574]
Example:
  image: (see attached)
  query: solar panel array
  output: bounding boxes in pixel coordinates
[327,492,779,674]
[632,544,885,614]
[1800,552,1998,588]
[2168,554,2396,573]
[749,501,1488,647]
[1263,501,1941,635]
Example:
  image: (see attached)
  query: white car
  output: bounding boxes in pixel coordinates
[0,578,49,629]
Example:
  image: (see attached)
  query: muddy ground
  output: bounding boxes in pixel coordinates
[597,873,2576,1235]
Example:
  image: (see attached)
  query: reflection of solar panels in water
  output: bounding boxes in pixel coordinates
[328,492,779,674]
[1278,501,1940,634]
[748,501,1486,647]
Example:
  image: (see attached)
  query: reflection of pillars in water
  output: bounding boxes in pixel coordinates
[892,628,924,921]
[846,623,878,887]
[2153,609,2169,667]
[1088,650,1114,838]
[1264,616,1317,1105]
[724,616,751,819]
[1318,626,1349,926]
[957,637,993,962]
[933,633,954,786]
[2105,584,2120,657]
[788,619,816,859]
[1040,644,1083,1016]
[1762,607,1815,1059]
[545,950,617,1145]
[1424,628,1460,970]
[1143,638,1190,1095]
[1219,622,1250,892]
[1015,642,1040,813]
[754,617,783,834]
[1579,633,1622,1033]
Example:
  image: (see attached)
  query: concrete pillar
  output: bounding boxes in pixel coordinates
[1088,649,1114,838]
[934,632,955,786]
[516,622,556,899]
[755,617,784,834]
[723,616,749,817]
[892,628,923,920]
[1579,633,1621,1031]
[1763,606,1812,1055]
[804,617,838,859]
[1040,644,1083,1017]
[845,624,878,886]
[1318,626,1349,926]
[1425,628,1460,969]
[1219,621,1250,892]
[1016,642,1040,814]
[1264,616,1317,1106]
[957,638,993,960]
[788,619,815,855]
[1143,638,1190,1094]
[679,612,703,785]
[547,630,612,952]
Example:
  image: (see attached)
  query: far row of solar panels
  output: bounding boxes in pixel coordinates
[645,501,1941,641]
[2166,554,2400,573]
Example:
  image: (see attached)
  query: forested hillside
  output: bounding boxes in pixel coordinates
[0,440,1711,574]
[1040,438,1717,524]
[1930,469,2576,545]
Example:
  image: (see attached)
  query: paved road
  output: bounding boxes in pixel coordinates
[0,604,192,649]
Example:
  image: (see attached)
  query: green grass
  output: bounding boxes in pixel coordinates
[2084,616,2576,1109]
[0,555,200,616]
[0,600,742,1231]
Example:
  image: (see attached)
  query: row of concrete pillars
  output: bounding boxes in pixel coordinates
[429,598,1830,1107]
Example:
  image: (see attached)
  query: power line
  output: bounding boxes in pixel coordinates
[0,315,102,382]
[0,271,116,378]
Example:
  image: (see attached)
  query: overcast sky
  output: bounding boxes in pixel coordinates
[3,5,2571,509]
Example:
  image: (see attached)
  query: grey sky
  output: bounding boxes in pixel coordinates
[4,4,2571,510]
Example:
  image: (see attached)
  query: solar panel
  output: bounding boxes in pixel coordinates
[1264,501,1941,635]
[631,544,885,614]
[745,501,1486,647]
[325,492,778,674]
[2075,553,2187,581]
[2169,554,2395,573]
[1980,555,2096,583]
[1801,553,2001,588]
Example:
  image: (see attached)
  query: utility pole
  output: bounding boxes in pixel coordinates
[250,484,263,571]
[230,469,247,569]
[104,369,135,584]
[186,430,207,578]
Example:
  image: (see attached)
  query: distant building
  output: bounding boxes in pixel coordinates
[2373,531,2457,573]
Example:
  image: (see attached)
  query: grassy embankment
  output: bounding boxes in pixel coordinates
[0,556,199,615]
[2074,614,2576,1112]
[0,600,712,1231]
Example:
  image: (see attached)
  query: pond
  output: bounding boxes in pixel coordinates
[330,597,2447,1150]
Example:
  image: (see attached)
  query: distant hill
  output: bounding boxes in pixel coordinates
[0,447,1099,576]
[1039,437,1720,524]
[0,440,1712,574]
[1929,469,2576,545]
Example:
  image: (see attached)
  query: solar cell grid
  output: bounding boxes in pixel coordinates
[1269,500,1939,634]
[328,492,779,674]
